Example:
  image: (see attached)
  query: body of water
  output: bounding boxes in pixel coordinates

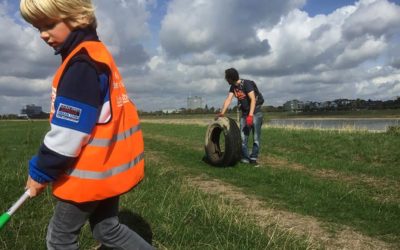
[266,118,400,131]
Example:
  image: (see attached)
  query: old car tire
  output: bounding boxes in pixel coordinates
[204,117,241,167]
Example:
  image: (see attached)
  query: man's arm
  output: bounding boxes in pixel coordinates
[220,92,235,115]
[247,91,256,116]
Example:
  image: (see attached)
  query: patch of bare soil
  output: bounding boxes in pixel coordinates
[188,176,394,250]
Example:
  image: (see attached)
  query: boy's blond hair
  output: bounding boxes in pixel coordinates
[20,0,97,29]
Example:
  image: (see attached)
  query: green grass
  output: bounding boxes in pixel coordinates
[1,120,399,249]
[114,159,309,250]
[266,128,400,178]
[0,121,310,249]
[141,122,400,246]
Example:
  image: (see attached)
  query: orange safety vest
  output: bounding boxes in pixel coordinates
[50,41,144,203]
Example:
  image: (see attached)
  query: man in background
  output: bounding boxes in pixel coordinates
[217,68,264,166]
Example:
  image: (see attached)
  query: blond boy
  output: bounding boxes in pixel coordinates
[20,0,153,249]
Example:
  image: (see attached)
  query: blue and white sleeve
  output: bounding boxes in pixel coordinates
[45,96,99,157]
[29,59,106,183]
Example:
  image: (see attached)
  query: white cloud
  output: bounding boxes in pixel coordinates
[159,0,306,58]
[343,0,400,40]
[94,0,151,67]
[333,37,387,68]
[0,8,56,78]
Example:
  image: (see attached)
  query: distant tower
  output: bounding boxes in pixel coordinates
[187,96,203,109]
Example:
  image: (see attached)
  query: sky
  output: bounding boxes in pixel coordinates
[1,0,400,114]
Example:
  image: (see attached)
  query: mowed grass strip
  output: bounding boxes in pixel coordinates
[266,127,400,179]
[141,122,400,246]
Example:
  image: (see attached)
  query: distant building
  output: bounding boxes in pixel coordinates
[321,101,338,109]
[17,114,29,119]
[283,100,304,112]
[21,104,43,118]
[187,96,203,110]
[162,109,179,114]
[334,99,351,106]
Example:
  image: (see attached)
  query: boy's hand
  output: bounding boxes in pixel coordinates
[25,176,47,197]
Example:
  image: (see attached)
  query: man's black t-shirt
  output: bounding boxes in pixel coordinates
[229,79,262,115]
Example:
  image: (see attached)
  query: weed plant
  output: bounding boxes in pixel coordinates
[386,125,400,135]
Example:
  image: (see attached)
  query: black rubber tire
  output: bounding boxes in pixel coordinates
[204,117,242,167]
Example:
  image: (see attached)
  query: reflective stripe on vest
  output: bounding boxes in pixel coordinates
[50,41,145,203]
[88,124,141,147]
[67,152,144,179]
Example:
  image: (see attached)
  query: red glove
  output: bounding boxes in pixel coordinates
[246,115,253,126]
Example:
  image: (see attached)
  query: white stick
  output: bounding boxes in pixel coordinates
[7,190,31,216]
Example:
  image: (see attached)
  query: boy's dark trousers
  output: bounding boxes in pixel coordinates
[46,196,154,250]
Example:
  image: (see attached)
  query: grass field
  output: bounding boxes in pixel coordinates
[0,120,399,249]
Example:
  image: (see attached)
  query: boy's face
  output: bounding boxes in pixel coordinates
[34,20,72,49]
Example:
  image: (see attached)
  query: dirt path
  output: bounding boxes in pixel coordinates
[187,176,394,250]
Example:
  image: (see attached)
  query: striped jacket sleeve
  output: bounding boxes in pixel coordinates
[29,59,110,183]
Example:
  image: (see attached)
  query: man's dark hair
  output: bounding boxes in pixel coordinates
[225,68,239,82]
